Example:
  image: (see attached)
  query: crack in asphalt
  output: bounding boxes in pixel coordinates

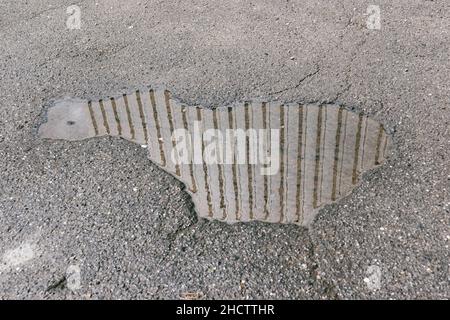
[17,0,88,24]
[306,232,340,299]
[152,221,201,297]
[332,36,368,103]
[152,201,341,300]
[151,196,201,296]
[268,66,321,96]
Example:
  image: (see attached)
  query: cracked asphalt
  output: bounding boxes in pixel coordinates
[0,0,449,299]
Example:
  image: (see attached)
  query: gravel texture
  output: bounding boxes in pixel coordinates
[0,0,448,299]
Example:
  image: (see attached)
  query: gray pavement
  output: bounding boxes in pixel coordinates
[0,0,448,299]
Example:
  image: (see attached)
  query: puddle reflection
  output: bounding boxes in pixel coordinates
[39,88,390,226]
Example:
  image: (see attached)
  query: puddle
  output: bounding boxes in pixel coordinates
[38,87,390,227]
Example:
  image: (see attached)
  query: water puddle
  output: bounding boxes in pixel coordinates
[38,87,390,227]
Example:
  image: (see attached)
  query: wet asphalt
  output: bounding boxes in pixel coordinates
[0,0,448,299]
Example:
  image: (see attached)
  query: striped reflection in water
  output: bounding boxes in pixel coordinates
[38,88,390,226]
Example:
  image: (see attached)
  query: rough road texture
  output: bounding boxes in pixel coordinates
[0,0,448,299]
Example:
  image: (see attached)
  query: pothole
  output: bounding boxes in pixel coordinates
[38,86,391,227]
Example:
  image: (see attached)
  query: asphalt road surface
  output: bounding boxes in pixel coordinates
[0,0,448,299]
